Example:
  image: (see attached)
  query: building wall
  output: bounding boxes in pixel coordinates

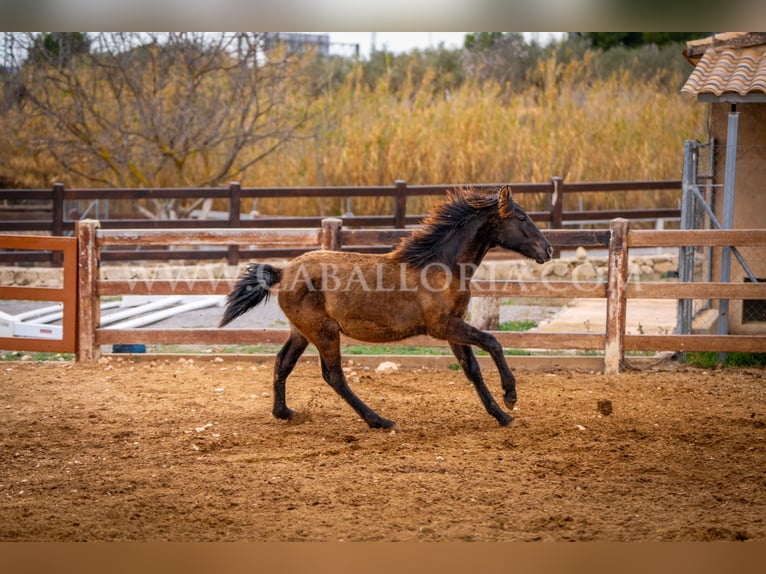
[710,102,766,334]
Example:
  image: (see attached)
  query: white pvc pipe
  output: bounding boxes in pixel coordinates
[13,303,64,321]
[100,297,183,326]
[15,300,122,324]
[105,296,223,329]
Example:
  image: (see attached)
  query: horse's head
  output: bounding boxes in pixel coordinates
[494,186,553,264]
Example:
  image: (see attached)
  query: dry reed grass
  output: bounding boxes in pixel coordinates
[2,54,706,219]
[249,56,706,217]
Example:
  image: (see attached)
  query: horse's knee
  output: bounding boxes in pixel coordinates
[484,337,504,357]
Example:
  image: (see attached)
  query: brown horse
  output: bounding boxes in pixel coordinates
[220,186,552,428]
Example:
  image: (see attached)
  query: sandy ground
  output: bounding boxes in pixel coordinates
[1,358,764,542]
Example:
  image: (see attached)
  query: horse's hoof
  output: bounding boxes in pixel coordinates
[503,394,517,410]
[498,414,515,427]
[273,407,297,420]
[369,417,396,430]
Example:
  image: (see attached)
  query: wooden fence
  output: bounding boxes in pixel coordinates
[67,219,766,373]
[1,178,681,264]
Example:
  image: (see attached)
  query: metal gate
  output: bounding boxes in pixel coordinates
[0,235,78,354]
[679,121,762,354]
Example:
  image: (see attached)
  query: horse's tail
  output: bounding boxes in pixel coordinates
[219,263,282,327]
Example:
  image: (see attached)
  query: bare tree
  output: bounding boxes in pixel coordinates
[1,32,314,218]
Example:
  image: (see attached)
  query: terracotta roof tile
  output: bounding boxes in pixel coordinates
[681,46,766,96]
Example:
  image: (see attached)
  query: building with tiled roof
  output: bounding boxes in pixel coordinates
[682,32,766,101]
[681,32,766,335]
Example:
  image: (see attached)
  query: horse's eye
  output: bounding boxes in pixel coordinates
[516,214,527,222]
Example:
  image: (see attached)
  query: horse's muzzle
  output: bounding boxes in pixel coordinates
[534,244,554,264]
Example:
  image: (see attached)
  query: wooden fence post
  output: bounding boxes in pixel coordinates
[550,176,564,258]
[394,180,408,229]
[77,219,101,363]
[227,182,241,266]
[604,218,630,374]
[322,218,343,251]
[51,183,65,265]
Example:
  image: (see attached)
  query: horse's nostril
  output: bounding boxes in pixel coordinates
[546,245,553,257]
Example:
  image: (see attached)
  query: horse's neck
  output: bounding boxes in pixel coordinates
[452,219,494,278]
[395,209,496,275]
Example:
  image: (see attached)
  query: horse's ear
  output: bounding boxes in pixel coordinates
[498,185,514,217]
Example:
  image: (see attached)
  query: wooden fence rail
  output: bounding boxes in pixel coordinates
[67,218,766,372]
[1,178,681,264]
[1,218,764,367]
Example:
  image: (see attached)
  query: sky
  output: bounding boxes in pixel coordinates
[325,32,564,59]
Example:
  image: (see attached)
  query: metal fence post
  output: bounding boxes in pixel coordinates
[604,218,630,374]
[717,107,739,364]
[677,141,698,362]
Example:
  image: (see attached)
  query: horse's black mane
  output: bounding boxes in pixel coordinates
[392,187,512,269]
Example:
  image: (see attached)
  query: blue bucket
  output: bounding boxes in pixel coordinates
[112,344,146,353]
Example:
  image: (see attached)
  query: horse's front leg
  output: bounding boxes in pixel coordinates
[434,316,517,411]
[449,342,514,426]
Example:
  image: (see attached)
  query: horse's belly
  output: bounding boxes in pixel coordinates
[329,292,426,342]
[279,252,429,342]
[337,319,426,343]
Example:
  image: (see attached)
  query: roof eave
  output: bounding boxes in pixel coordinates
[684,32,766,63]
[695,92,766,104]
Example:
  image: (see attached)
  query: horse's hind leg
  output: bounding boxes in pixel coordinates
[315,332,395,429]
[272,328,309,420]
[449,342,514,427]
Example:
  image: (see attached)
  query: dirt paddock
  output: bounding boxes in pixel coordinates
[1,357,764,541]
